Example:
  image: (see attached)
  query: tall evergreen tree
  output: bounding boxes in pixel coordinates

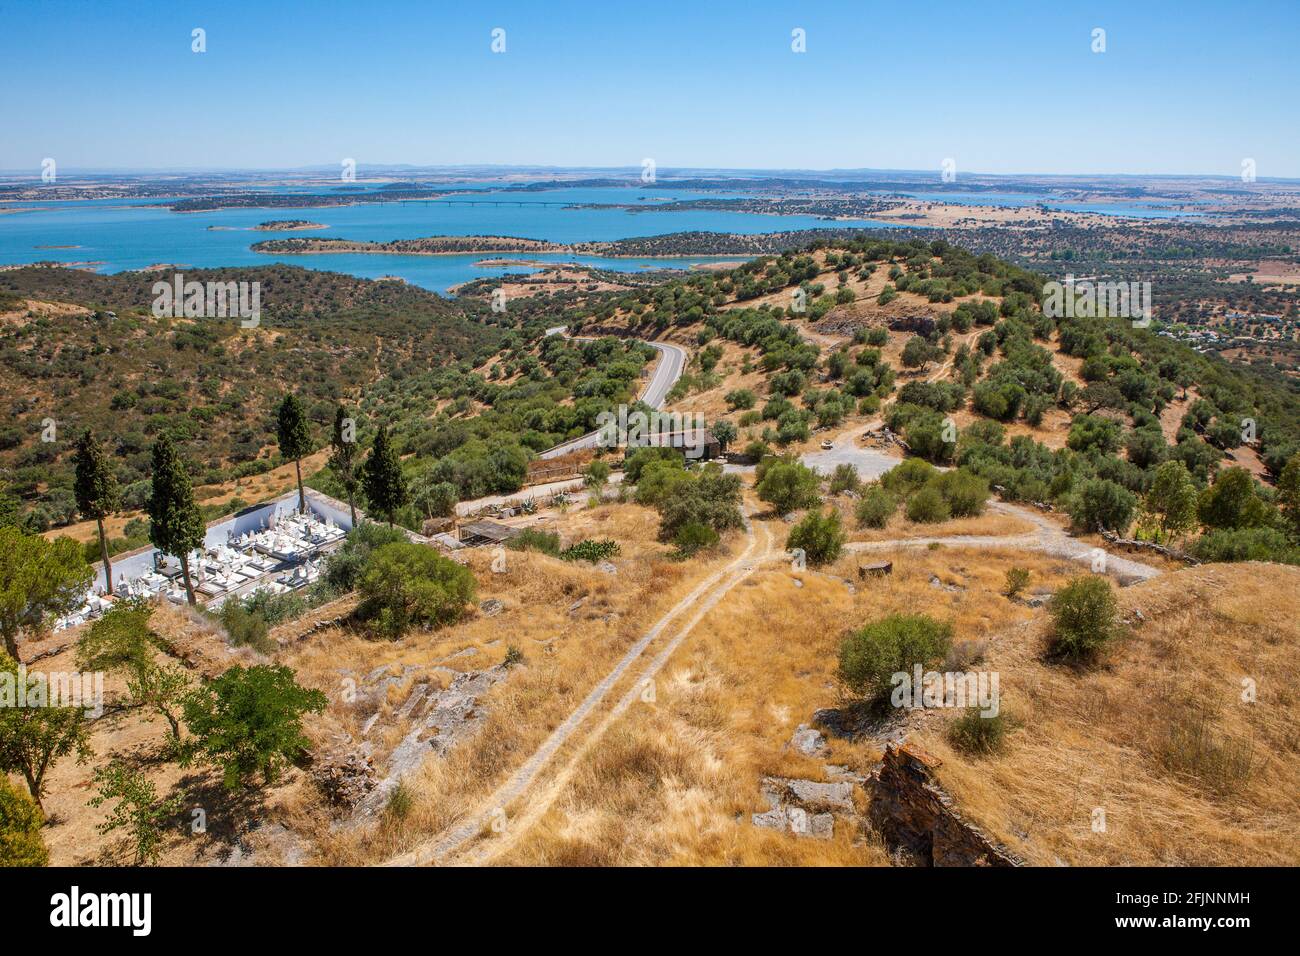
[361,427,407,527]
[146,436,204,605]
[329,405,360,527]
[276,393,313,514]
[72,429,120,594]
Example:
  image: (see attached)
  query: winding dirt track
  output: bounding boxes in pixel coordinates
[382,514,775,867]
[380,323,1162,865]
[382,501,1160,866]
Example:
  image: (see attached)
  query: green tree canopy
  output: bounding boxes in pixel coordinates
[361,427,408,525]
[146,436,204,605]
[181,664,327,790]
[276,393,313,514]
[72,429,120,595]
[0,527,91,660]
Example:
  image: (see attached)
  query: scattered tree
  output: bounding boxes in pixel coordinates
[88,761,182,866]
[0,653,92,810]
[181,664,327,789]
[0,527,92,660]
[361,427,408,526]
[72,429,120,595]
[276,393,314,514]
[146,436,204,605]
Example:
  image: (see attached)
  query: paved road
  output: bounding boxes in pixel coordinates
[538,339,688,460]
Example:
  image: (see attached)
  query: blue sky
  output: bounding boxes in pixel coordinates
[2,0,1296,177]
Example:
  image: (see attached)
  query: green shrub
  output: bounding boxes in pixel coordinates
[786,509,845,566]
[1068,478,1137,534]
[838,613,953,709]
[756,459,821,515]
[218,600,275,654]
[855,485,896,528]
[357,542,478,639]
[322,521,409,592]
[1193,527,1300,565]
[906,485,950,523]
[881,457,937,498]
[655,469,745,541]
[0,776,47,867]
[180,664,328,789]
[947,708,1010,756]
[671,521,719,559]
[508,528,562,556]
[933,469,989,518]
[1048,575,1122,662]
[559,539,621,562]
[1004,567,1030,598]
[829,463,861,495]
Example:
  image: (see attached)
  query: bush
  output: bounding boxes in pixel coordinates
[507,528,562,556]
[218,600,276,654]
[671,521,719,558]
[1004,567,1030,598]
[881,457,937,498]
[787,509,845,566]
[357,542,478,639]
[932,470,989,518]
[855,485,896,528]
[560,539,621,562]
[656,468,745,541]
[180,664,328,790]
[829,463,861,495]
[947,708,1010,756]
[321,521,409,592]
[756,459,821,516]
[838,613,953,708]
[1069,478,1137,534]
[0,776,47,867]
[1048,575,1122,662]
[1193,527,1300,565]
[906,485,950,523]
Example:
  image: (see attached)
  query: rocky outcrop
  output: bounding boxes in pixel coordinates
[867,744,1022,867]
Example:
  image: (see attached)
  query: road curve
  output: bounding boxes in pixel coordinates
[537,339,688,460]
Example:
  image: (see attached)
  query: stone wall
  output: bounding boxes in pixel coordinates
[868,743,1022,867]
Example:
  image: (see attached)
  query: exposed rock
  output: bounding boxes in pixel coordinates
[312,749,378,810]
[867,743,1022,867]
[752,805,834,839]
[595,561,618,575]
[790,723,827,756]
[479,598,505,617]
[763,776,854,812]
[351,665,509,821]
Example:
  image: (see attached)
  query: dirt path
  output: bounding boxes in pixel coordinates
[847,500,1162,584]
[382,513,772,867]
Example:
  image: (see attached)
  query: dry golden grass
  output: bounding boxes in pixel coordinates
[916,562,1300,865]
[841,504,1037,543]
[297,502,753,865]
[492,544,1081,865]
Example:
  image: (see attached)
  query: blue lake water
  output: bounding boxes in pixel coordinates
[0,184,1201,294]
[0,186,894,294]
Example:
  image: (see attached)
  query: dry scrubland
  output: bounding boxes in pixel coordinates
[27,494,1300,867]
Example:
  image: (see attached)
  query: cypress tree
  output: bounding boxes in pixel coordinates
[146,436,204,605]
[276,393,313,514]
[361,427,407,527]
[72,429,120,594]
[329,405,360,527]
